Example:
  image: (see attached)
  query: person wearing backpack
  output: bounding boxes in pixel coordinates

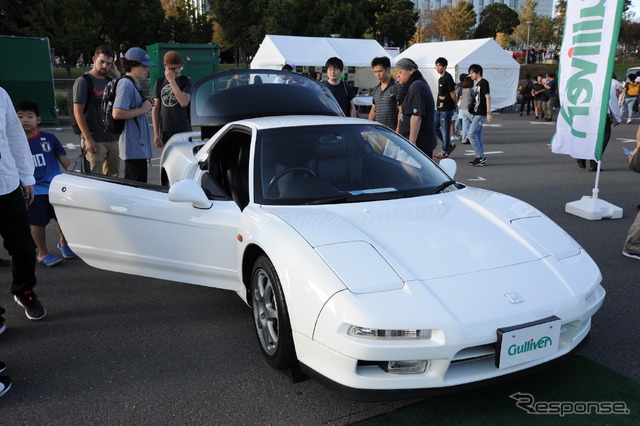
[623,73,639,124]
[112,47,157,183]
[72,45,121,177]
[519,73,533,117]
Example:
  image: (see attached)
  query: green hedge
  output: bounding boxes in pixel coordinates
[56,91,69,117]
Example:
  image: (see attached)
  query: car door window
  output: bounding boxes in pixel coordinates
[204,129,252,208]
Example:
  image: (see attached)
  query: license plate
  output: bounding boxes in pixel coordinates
[495,316,561,369]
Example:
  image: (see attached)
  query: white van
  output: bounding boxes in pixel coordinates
[624,67,640,80]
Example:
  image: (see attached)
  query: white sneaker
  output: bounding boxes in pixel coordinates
[627,119,632,124]
[0,375,11,397]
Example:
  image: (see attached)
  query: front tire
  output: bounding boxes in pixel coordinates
[251,255,296,369]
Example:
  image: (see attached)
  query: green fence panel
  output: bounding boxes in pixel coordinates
[0,35,57,122]
[146,43,220,96]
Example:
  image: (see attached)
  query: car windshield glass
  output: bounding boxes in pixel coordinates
[254,124,455,205]
[190,70,343,127]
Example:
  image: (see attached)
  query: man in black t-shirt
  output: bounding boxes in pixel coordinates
[73,44,121,177]
[467,64,492,166]
[152,51,193,146]
[322,57,356,117]
[395,58,437,157]
[433,57,457,159]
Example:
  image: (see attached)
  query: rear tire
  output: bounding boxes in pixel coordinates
[251,255,296,369]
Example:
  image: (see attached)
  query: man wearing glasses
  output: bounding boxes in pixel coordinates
[152,51,193,146]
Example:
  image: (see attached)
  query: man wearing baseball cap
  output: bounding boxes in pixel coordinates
[395,58,437,157]
[112,47,158,182]
[152,50,193,148]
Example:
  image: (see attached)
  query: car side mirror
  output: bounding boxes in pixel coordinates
[439,158,457,179]
[168,180,213,209]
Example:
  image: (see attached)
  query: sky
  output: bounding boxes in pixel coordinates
[631,0,640,20]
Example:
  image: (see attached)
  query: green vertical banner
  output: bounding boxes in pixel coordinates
[552,0,625,161]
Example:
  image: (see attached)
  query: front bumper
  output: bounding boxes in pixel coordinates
[294,272,605,399]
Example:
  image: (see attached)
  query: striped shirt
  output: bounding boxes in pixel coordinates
[371,79,403,130]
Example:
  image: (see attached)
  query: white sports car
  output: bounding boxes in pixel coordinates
[50,70,605,400]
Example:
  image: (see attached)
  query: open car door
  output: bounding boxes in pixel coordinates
[50,172,243,292]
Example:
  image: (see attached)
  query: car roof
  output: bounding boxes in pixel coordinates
[190,69,344,128]
[625,67,640,78]
[231,115,374,131]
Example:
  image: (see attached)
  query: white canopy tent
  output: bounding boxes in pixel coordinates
[251,35,394,89]
[395,38,520,111]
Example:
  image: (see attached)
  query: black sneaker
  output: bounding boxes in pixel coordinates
[14,290,46,320]
[0,375,11,397]
[446,143,457,156]
[470,156,486,166]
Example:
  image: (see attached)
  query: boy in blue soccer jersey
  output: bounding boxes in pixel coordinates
[15,99,76,266]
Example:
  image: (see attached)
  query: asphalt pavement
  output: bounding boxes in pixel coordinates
[1,109,639,424]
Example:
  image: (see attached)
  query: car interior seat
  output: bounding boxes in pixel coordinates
[225,142,250,210]
[308,134,363,191]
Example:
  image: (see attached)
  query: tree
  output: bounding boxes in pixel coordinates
[421,8,445,42]
[474,3,519,39]
[438,1,477,41]
[97,0,166,56]
[619,19,640,52]
[0,0,40,36]
[551,0,566,47]
[532,15,555,47]
[163,0,214,43]
[20,0,102,64]
[212,0,271,64]
[213,0,373,64]
[298,0,369,38]
[368,0,418,48]
[512,0,538,47]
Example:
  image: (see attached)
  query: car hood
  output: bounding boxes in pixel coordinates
[262,187,581,291]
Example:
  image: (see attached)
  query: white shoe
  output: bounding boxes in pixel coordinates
[627,119,632,124]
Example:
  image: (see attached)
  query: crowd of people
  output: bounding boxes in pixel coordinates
[2,45,640,398]
[0,44,193,397]
[517,72,558,121]
[508,46,559,64]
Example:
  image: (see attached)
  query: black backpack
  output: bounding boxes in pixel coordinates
[520,79,533,96]
[69,74,93,135]
[101,75,143,135]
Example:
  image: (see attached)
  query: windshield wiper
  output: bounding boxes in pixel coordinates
[306,191,400,205]
[430,180,457,194]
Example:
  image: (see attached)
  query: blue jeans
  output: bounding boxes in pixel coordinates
[624,97,636,120]
[434,110,454,153]
[459,109,472,142]
[468,115,486,157]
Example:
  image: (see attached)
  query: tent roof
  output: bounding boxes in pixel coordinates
[251,35,393,69]
[396,38,519,69]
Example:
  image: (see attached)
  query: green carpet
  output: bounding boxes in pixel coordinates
[358,355,639,425]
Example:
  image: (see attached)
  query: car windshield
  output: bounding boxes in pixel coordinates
[254,123,456,205]
[190,70,343,127]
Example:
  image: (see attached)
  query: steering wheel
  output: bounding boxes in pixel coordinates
[267,167,317,196]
